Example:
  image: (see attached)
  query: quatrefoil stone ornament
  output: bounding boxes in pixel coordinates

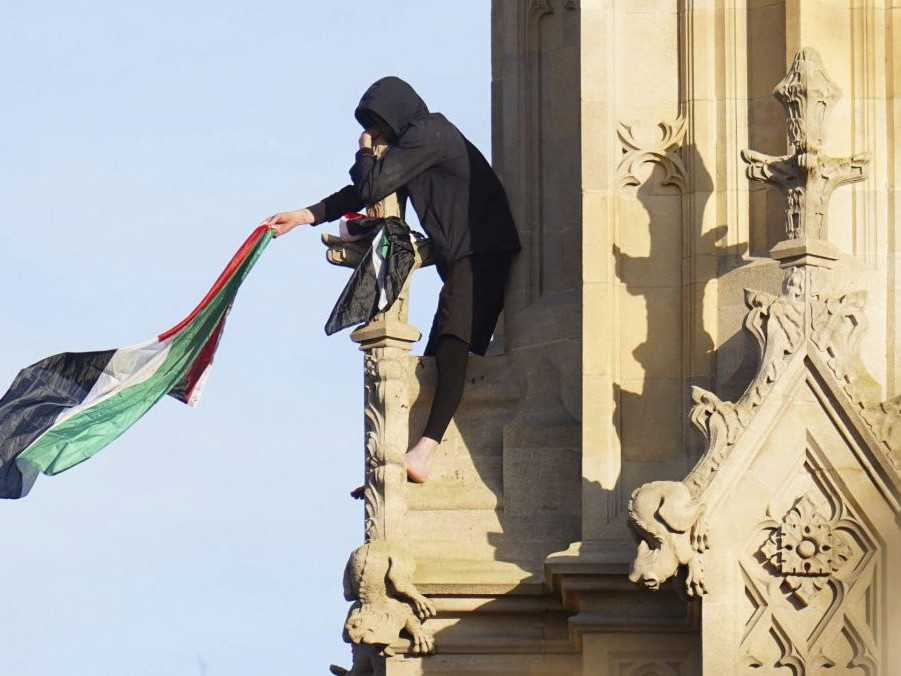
[760,495,852,605]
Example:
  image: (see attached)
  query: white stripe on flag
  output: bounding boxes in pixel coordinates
[371,228,389,310]
[53,338,173,427]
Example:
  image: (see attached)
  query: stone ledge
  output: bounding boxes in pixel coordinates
[415,558,542,595]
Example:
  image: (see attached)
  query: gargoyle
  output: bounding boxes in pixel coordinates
[628,481,710,597]
[329,539,437,675]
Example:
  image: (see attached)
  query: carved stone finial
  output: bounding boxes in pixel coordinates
[741,48,869,248]
[775,47,841,157]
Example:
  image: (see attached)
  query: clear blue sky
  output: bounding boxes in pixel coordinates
[0,2,489,673]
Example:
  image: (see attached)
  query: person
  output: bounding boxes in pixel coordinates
[262,76,520,483]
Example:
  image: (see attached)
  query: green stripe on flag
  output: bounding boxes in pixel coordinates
[377,230,390,260]
[16,231,271,479]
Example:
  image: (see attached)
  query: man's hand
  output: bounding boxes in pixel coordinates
[359,131,374,150]
[260,208,315,238]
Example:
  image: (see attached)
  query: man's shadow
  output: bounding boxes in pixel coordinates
[612,143,747,478]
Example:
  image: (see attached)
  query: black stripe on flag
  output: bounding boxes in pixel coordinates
[0,349,115,498]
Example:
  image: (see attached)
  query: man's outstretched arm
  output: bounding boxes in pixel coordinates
[307,185,366,224]
[261,184,365,237]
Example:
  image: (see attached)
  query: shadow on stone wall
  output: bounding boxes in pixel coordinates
[405,338,581,578]
[399,143,762,577]
[612,144,746,483]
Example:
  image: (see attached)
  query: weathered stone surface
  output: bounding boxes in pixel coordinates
[325,3,901,673]
[627,48,901,676]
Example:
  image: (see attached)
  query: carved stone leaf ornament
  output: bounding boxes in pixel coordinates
[682,269,806,497]
[363,353,389,542]
[617,116,688,191]
[863,396,901,461]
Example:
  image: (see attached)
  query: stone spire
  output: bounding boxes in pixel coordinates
[741,48,869,266]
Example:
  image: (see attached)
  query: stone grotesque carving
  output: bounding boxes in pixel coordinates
[628,481,709,597]
[630,258,897,597]
[627,264,811,596]
[329,540,437,675]
[740,48,869,241]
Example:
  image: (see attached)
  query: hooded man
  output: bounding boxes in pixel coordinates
[262,76,520,483]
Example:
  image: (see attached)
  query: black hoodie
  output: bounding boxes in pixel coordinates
[307,77,521,269]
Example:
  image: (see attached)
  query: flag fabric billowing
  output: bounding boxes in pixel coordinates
[0,225,273,499]
[324,216,417,336]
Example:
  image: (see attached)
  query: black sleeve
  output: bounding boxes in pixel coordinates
[305,184,365,225]
[350,124,445,204]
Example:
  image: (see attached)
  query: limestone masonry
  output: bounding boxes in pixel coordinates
[327,2,901,674]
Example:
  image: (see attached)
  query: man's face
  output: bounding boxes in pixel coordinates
[368,118,396,144]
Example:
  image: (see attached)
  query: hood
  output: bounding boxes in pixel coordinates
[355,76,429,137]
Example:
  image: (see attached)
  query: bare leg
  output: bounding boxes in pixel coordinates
[406,335,469,483]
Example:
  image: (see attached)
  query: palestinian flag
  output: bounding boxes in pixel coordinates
[325,216,416,336]
[0,225,273,499]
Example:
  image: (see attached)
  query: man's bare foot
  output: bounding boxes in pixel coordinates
[405,437,439,483]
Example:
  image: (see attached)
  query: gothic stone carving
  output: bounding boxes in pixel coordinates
[627,267,804,597]
[330,540,437,675]
[757,494,853,606]
[630,50,901,644]
[862,396,901,465]
[809,291,900,467]
[741,48,869,241]
[629,247,900,602]
[628,481,709,597]
[740,454,881,674]
[617,116,688,192]
[684,268,805,497]
[362,352,410,542]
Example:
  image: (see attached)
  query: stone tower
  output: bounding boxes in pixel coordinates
[328,2,901,674]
